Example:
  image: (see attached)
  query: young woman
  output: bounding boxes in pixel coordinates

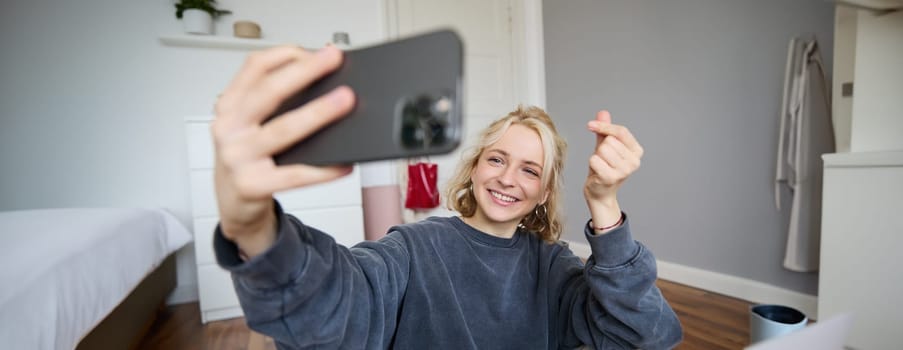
[211,45,682,349]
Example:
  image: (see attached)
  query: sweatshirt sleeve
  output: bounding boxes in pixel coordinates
[552,214,683,349]
[213,201,410,349]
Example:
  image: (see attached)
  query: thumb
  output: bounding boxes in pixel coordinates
[592,110,612,145]
[596,110,612,124]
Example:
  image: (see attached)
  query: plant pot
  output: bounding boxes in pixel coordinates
[182,9,213,35]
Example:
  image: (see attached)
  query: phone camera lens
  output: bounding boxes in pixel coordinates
[400,93,452,150]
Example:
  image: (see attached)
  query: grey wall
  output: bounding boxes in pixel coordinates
[544,0,834,295]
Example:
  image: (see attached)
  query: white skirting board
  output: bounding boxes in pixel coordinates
[564,240,819,320]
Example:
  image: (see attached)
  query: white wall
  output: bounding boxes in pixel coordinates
[849,10,903,152]
[0,0,384,302]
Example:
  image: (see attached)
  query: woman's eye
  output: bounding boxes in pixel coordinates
[488,157,503,165]
[524,168,539,177]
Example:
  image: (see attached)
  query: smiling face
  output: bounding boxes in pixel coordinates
[446,106,567,242]
[466,124,550,236]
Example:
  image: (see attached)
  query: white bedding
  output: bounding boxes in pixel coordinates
[0,207,192,349]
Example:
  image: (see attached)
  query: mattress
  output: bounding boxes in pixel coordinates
[0,207,192,349]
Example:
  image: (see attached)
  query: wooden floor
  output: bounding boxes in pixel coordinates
[137,280,752,349]
[658,280,752,349]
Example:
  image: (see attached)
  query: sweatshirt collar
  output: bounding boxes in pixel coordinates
[451,216,522,248]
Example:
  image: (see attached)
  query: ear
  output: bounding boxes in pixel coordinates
[540,189,550,206]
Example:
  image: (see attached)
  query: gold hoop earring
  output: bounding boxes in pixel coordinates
[524,204,548,233]
[534,204,547,219]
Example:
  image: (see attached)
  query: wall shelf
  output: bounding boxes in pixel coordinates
[159,34,310,51]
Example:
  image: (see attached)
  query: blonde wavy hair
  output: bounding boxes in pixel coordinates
[445,105,567,242]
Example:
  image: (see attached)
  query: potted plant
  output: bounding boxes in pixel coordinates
[175,0,232,35]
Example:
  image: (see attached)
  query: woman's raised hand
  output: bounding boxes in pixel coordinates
[212,45,355,256]
[584,110,645,231]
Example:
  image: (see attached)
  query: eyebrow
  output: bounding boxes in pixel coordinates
[486,149,544,170]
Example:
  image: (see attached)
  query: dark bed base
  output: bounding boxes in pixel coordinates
[76,253,177,350]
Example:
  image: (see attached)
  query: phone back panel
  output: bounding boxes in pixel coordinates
[267,29,464,166]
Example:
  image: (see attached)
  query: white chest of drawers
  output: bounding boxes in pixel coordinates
[184,116,365,323]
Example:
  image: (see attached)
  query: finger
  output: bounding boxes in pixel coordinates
[589,123,644,156]
[601,136,629,161]
[588,110,612,145]
[603,136,642,172]
[588,154,621,185]
[223,46,314,103]
[235,164,354,198]
[251,85,355,157]
[598,141,628,170]
[215,46,314,125]
[240,46,345,124]
[224,46,313,93]
[266,164,353,193]
[596,110,612,124]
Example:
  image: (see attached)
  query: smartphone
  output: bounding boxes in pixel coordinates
[265,29,464,166]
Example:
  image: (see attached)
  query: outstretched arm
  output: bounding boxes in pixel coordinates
[211,46,408,348]
[553,110,681,348]
[215,202,411,349]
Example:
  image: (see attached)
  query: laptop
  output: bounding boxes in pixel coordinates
[745,314,853,350]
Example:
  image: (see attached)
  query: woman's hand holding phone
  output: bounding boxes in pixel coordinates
[212,45,355,257]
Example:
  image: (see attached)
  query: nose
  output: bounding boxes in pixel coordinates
[497,165,517,187]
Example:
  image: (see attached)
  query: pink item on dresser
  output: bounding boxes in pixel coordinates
[361,185,404,241]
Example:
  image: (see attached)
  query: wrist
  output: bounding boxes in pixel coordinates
[222,204,278,258]
[229,218,277,259]
[590,212,624,234]
[586,196,621,234]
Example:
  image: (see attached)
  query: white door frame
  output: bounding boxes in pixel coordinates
[380,0,546,108]
[511,0,547,108]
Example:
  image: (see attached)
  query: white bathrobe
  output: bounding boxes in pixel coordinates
[775,37,836,272]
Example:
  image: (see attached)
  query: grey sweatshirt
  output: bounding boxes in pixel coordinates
[214,202,682,349]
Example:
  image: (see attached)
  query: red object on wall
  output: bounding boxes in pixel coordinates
[404,161,440,209]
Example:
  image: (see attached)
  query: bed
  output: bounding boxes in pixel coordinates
[0,207,192,349]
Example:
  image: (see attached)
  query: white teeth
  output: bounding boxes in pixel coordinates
[490,190,517,202]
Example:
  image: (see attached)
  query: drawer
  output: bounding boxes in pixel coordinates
[189,171,217,217]
[189,168,363,218]
[193,206,365,265]
[196,263,240,312]
[194,205,366,312]
[275,168,363,210]
[193,217,220,265]
[286,206,365,248]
